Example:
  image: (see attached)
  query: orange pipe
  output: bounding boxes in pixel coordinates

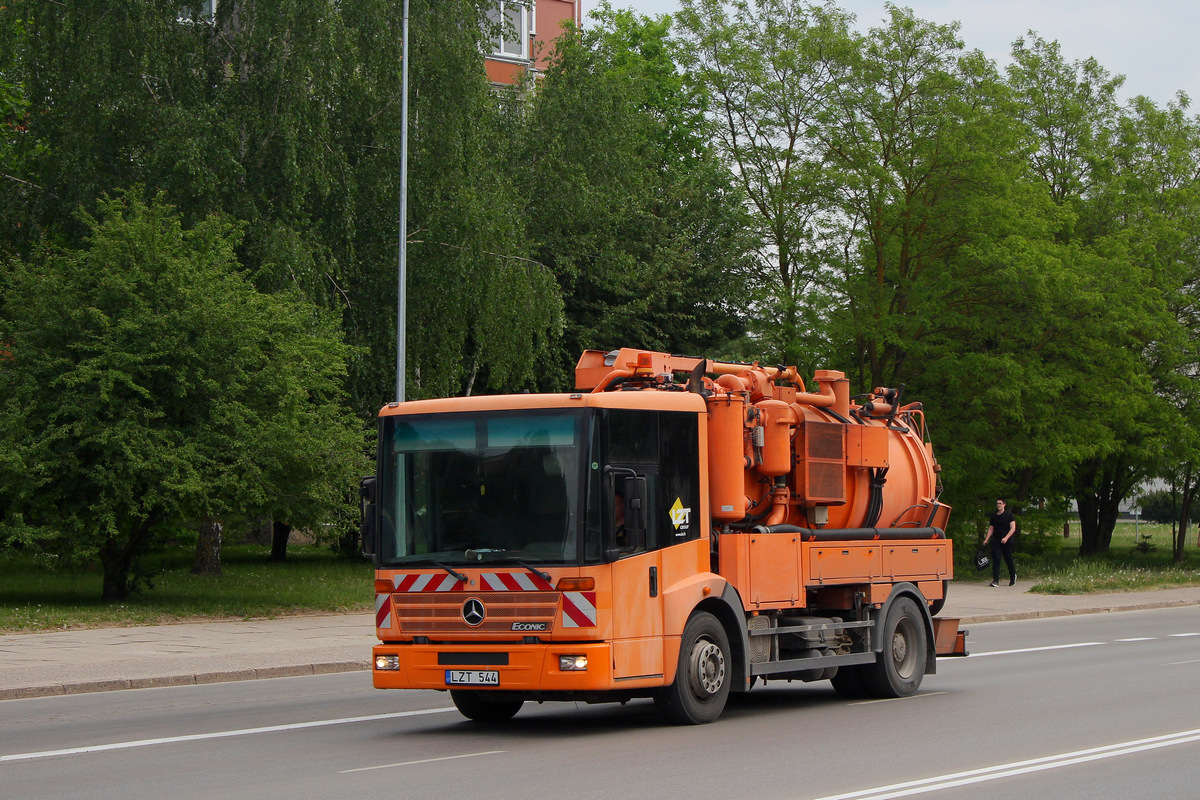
[793,378,837,408]
[716,374,750,393]
[590,368,632,393]
[763,483,790,526]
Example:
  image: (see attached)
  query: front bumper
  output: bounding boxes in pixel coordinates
[373,641,645,693]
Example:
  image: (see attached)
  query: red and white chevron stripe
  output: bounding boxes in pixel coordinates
[375,593,392,629]
[391,573,466,592]
[561,591,597,628]
[480,572,554,591]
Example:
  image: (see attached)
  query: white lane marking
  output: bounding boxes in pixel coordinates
[849,692,948,706]
[1117,637,1155,642]
[807,727,1200,800]
[0,707,457,763]
[339,750,505,774]
[1168,633,1200,637]
[1164,659,1200,666]
[968,642,1103,658]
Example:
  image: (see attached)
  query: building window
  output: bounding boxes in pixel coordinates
[178,0,216,23]
[486,1,530,60]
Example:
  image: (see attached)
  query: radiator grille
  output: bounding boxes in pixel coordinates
[796,420,846,503]
[391,591,558,635]
[806,421,845,460]
[807,461,845,501]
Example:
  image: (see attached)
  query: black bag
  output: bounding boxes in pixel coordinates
[973,546,991,571]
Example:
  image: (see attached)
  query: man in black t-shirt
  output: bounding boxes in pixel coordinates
[983,499,1017,586]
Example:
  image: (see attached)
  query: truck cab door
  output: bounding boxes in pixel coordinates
[611,553,664,678]
[607,473,664,679]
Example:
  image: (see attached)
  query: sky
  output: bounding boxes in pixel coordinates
[578,0,1200,107]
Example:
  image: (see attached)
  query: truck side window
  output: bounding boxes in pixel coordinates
[599,409,700,553]
[658,412,700,543]
[605,409,657,463]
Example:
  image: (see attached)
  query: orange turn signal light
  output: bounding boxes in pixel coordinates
[555,577,595,591]
[374,579,394,593]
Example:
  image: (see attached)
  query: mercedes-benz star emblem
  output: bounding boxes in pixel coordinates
[462,598,486,626]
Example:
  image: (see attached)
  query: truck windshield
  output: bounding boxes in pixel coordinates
[378,410,585,567]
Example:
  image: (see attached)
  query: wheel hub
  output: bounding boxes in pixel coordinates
[689,638,726,697]
[891,617,919,678]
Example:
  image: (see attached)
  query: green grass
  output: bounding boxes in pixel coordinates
[0,545,374,633]
[960,522,1200,594]
[1028,561,1200,594]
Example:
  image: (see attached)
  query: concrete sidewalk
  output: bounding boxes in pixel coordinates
[4,580,1200,701]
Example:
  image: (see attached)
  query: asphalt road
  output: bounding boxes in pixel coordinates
[3,606,1199,800]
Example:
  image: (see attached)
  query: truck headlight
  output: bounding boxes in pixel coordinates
[559,655,587,671]
[375,654,400,671]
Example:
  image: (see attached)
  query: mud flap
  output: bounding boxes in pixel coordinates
[932,617,969,657]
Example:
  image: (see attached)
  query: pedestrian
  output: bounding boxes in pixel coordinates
[983,498,1017,586]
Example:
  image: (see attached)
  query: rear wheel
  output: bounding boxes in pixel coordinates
[862,597,927,698]
[654,612,730,725]
[829,665,870,698]
[450,690,524,722]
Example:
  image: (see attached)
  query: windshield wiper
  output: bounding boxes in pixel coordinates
[430,560,469,583]
[503,558,552,583]
[463,549,552,583]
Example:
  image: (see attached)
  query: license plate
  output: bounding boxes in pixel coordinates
[445,670,500,686]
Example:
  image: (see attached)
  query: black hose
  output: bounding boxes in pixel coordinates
[863,467,888,529]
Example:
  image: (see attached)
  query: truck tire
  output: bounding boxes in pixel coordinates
[829,665,870,698]
[862,596,927,698]
[450,690,524,722]
[654,612,731,725]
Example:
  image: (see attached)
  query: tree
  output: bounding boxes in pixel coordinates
[0,0,566,412]
[1136,487,1198,526]
[0,0,218,252]
[367,0,564,399]
[1005,35,1199,554]
[516,3,753,380]
[1111,95,1200,561]
[0,193,365,600]
[0,70,32,252]
[674,2,1069,514]
[819,10,1030,386]
[821,16,1147,520]
[673,0,854,367]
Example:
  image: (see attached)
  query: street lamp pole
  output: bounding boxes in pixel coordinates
[395,0,411,402]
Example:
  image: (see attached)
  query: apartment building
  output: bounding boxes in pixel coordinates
[484,0,582,86]
[187,2,580,87]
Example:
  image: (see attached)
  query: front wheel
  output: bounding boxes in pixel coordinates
[654,611,731,725]
[450,690,523,722]
[862,597,928,698]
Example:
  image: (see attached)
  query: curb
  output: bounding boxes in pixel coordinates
[0,660,370,701]
[957,596,1200,625]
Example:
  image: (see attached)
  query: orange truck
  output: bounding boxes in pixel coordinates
[360,348,966,725]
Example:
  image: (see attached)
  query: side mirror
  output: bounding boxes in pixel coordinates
[624,476,648,541]
[359,476,378,557]
[602,468,647,562]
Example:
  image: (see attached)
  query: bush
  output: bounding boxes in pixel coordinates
[1011,505,1065,558]
[1136,489,1193,524]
